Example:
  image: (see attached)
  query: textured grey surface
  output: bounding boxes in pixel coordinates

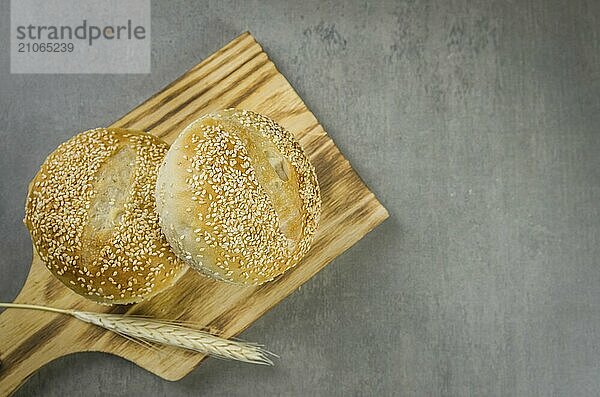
[1,0,600,396]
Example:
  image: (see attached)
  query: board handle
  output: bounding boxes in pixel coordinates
[0,304,73,396]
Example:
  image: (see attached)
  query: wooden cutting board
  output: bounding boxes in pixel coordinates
[0,32,388,396]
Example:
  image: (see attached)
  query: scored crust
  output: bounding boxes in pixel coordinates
[25,128,188,305]
[155,109,321,285]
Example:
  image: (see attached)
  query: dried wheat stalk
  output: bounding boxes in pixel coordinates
[0,302,275,365]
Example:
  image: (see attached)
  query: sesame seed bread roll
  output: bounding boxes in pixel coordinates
[25,128,188,305]
[155,109,321,285]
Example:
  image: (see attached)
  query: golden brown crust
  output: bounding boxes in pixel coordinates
[25,128,187,305]
[156,109,321,285]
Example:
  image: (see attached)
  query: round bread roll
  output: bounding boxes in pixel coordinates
[24,128,188,305]
[155,109,321,285]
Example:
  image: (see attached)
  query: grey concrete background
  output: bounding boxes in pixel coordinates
[1,0,599,395]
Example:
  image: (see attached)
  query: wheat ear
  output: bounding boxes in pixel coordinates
[0,303,275,365]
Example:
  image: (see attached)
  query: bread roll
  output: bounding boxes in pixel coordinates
[25,128,187,305]
[155,109,321,285]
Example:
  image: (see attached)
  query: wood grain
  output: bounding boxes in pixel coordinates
[0,32,388,396]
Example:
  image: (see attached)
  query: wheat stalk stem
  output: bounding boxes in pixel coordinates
[0,302,275,366]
